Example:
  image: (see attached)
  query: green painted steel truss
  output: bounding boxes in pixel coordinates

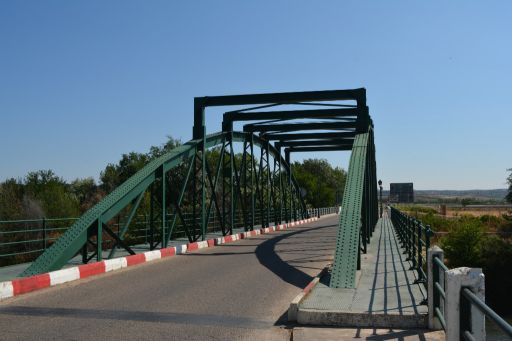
[329,129,378,288]
[21,132,305,276]
[21,88,378,280]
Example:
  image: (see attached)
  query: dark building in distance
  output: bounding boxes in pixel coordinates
[389,183,414,203]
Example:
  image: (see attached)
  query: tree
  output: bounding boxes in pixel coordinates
[70,177,102,212]
[461,198,472,207]
[292,159,347,208]
[100,152,149,193]
[506,168,512,203]
[24,170,80,218]
[0,178,24,220]
[100,136,182,194]
[441,218,484,267]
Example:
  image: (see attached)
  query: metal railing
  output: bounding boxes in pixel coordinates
[390,206,433,286]
[392,207,512,340]
[432,254,448,330]
[0,206,338,267]
[460,288,512,340]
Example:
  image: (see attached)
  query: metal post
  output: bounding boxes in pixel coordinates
[42,217,47,250]
[250,136,255,230]
[150,184,154,249]
[417,222,423,281]
[82,244,87,264]
[411,219,417,269]
[230,135,235,233]
[265,141,272,226]
[162,172,167,247]
[97,217,102,261]
[286,150,292,223]
[427,246,444,329]
[378,179,383,218]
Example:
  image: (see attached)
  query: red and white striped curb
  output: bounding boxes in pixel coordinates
[0,217,321,301]
[288,265,330,321]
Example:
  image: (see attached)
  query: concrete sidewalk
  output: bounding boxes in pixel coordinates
[292,327,444,340]
[297,214,428,328]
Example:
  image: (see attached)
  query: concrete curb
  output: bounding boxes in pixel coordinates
[288,265,330,322]
[0,216,326,301]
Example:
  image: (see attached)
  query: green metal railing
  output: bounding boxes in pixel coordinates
[432,254,448,330]
[432,253,512,340]
[0,218,78,265]
[0,207,337,267]
[390,206,433,287]
[460,288,512,340]
[391,207,512,340]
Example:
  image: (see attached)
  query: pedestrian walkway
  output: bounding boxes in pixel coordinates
[297,214,428,328]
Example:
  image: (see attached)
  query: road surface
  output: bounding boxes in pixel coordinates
[0,215,338,340]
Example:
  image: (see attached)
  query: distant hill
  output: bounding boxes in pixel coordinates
[415,189,508,200]
[382,188,508,203]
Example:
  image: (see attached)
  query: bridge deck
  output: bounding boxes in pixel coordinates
[0,216,339,340]
[297,214,428,328]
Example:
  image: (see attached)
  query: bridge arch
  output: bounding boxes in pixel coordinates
[22,131,305,276]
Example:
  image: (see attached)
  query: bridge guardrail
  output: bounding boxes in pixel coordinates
[392,207,512,340]
[390,206,432,289]
[0,206,338,267]
[428,247,512,341]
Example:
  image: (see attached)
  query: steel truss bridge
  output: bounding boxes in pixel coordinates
[21,88,378,289]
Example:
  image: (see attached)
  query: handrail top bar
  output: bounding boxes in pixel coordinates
[0,217,78,224]
[462,288,512,337]
[433,256,449,271]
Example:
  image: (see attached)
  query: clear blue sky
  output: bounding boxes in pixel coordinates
[1,1,510,190]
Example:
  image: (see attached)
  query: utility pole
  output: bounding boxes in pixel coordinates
[378,179,383,218]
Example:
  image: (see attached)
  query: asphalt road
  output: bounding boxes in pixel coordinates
[0,215,338,341]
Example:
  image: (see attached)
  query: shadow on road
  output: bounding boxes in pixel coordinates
[255,223,336,290]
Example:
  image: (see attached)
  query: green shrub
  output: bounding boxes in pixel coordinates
[441,220,484,267]
[479,236,512,314]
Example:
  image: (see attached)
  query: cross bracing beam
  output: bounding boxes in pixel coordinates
[286,145,354,153]
[195,88,366,108]
[262,131,357,141]
[277,139,355,147]
[243,121,357,133]
[223,108,362,123]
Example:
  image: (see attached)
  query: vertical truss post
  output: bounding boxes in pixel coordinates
[277,146,284,224]
[81,244,87,264]
[285,150,292,223]
[258,146,264,227]
[149,183,155,250]
[265,141,271,226]
[229,132,235,232]
[272,154,279,225]
[242,139,248,230]
[162,170,167,248]
[250,135,255,230]
[97,217,102,261]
